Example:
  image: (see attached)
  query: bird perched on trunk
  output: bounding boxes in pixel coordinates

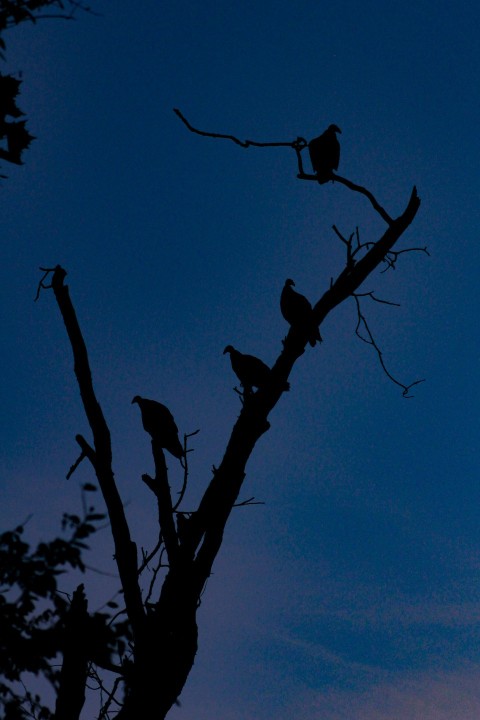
[132,395,184,460]
[280,279,322,346]
[308,124,341,184]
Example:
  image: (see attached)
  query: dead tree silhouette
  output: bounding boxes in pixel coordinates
[35,117,423,719]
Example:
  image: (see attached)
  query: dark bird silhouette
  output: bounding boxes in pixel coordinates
[280,279,322,346]
[308,124,341,184]
[223,346,271,394]
[132,395,184,459]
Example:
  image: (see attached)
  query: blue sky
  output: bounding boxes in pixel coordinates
[2,1,480,718]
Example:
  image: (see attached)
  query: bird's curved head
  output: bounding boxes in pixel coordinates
[328,124,342,134]
[285,278,295,287]
[131,395,142,405]
[223,345,234,355]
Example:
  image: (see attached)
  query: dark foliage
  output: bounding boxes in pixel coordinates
[0,0,92,35]
[0,0,94,173]
[0,488,131,720]
[0,73,34,172]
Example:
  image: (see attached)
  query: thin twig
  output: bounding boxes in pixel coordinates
[332,225,355,270]
[352,295,425,397]
[173,429,200,512]
[137,537,163,576]
[354,291,401,307]
[145,547,167,605]
[34,266,56,300]
[233,497,265,507]
[96,674,123,720]
[66,449,87,479]
[299,172,393,224]
[379,245,430,273]
[174,108,305,149]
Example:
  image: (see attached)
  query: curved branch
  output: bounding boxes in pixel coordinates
[298,171,393,224]
[174,107,307,150]
[352,294,425,397]
[174,109,393,224]
[333,174,393,224]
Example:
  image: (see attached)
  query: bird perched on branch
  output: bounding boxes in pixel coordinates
[223,345,289,395]
[223,346,270,394]
[132,395,184,460]
[308,124,341,184]
[280,279,322,346]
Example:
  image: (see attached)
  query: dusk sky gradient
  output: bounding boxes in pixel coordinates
[2,1,480,718]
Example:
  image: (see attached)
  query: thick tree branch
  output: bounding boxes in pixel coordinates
[141,442,179,565]
[182,187,420,593]
[298,171,393,224]
[46,266,145,637]
[54,584,88,720]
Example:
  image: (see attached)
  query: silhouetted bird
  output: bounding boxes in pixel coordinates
[308,124,341,184]
[223,346,290,395]
[132,395,184,459]
[280,279,322,346]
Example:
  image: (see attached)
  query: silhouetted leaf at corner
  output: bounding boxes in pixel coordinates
[0,4,34,30]
[0,75,23,118]
[74,522,96,539]
[85,512,106,522]
[71,539,89,552]
[62,513,81,531]
[2,121,35,164]
[82,482,98,492]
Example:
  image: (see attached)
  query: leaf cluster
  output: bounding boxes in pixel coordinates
[0,494,131,719]
[0,73,34,172]
[0,0,95,174]
[0,1,89,36]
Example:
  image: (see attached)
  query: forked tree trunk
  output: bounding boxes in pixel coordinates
[45,184,420,719]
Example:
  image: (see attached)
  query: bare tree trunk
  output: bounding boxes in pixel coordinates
[117,565,199,719]
[41,183,420,719]
[54,584,89,720]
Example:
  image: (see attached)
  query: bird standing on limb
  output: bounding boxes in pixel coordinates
[223,346,270,395]
[132,395,184,460]
[308,124,341,184]
[280,279,322,346]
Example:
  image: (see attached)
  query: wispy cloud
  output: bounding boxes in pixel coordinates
[290,664,480,720]
[315,596,480,631]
